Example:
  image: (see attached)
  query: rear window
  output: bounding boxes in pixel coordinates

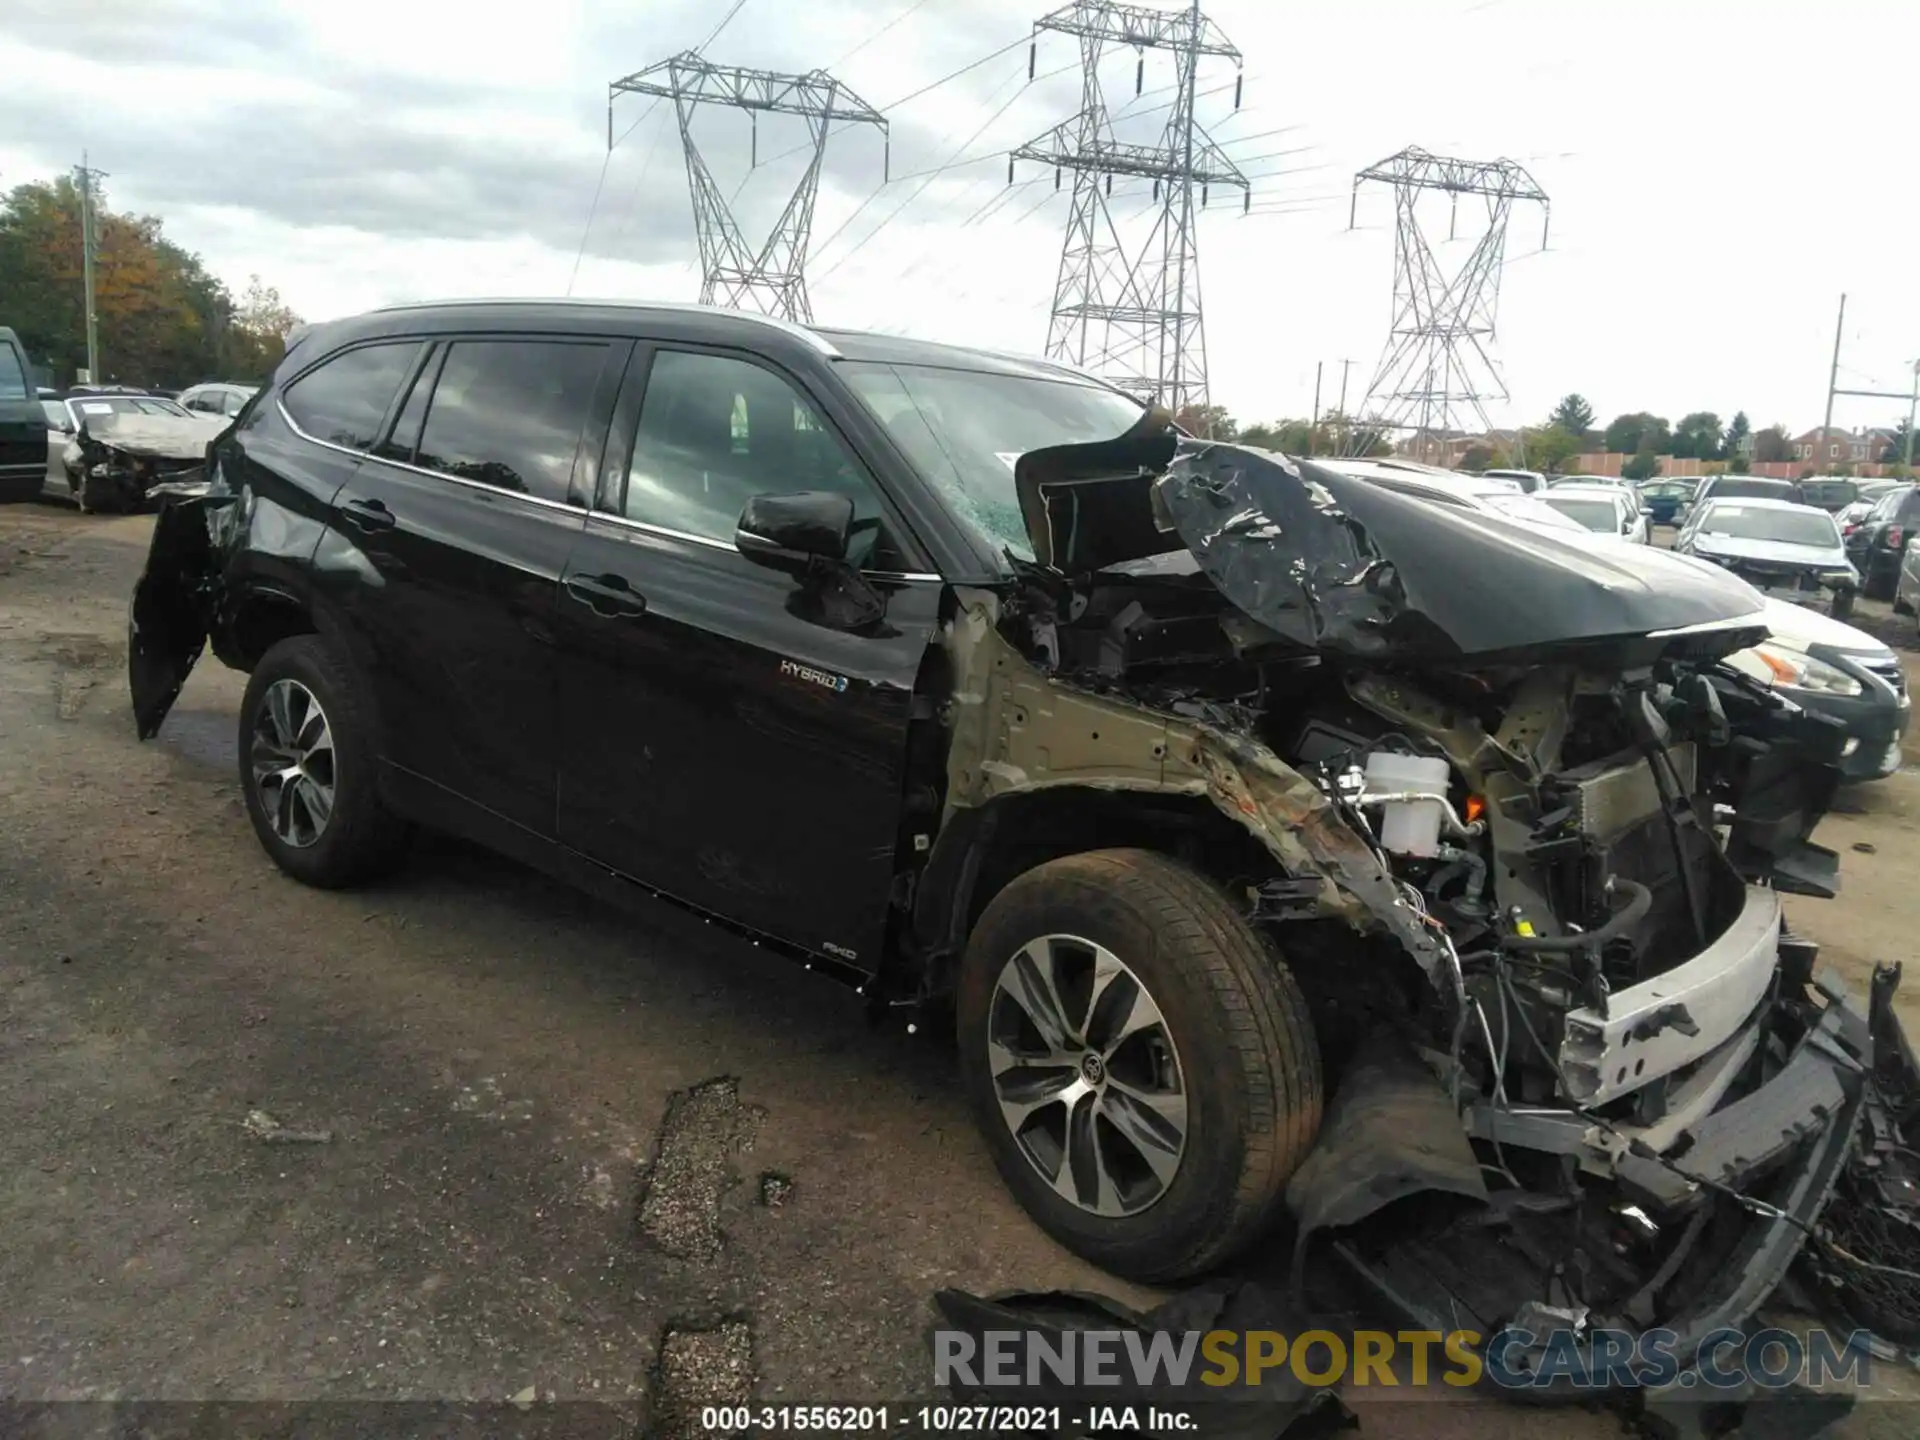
[411,339,608,505]
[0,341,27,401]
[1540,495,1621,532]
[283,342,423,451]
[1708,478,1797,502]
[1695,504,1839,548]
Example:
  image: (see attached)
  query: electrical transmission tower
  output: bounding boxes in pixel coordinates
[610,54,888,324]
[1014,0,1246,416]
[1347,146,1548,456]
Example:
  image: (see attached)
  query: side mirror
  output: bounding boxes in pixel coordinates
[1639,506,1655,517]
[735,490,854,576]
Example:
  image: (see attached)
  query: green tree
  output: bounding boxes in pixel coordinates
[1752,425,1792,463]
[1602,412,1670,455]
[1671,411,1723,460]
[1520,424,1585,474]
[1173,403,1237,440]
[1459,442,1495,471]
[1720,411,1751,460]
[225,275,303,381]
[1549,393,1595,439]
[0,175,298,388]
[1880,420,1917,467]
[1621,449,1663,482]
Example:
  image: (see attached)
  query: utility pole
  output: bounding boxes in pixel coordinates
[1311,361,1323,430]
[1335,357,1354,454]
[75,154,108,384]
[1819,297,1917,475]
[1013,0,1248,414]
[609,55,887,323]
[1905,358,1918,473]
[1819,293,1845,465]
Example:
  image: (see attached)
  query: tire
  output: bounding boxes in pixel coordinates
[955,848,1322,1283]
[0,476,42,504]
[238,634,411,888]
[1865,554,1898,602]
[1833,587,1857,621]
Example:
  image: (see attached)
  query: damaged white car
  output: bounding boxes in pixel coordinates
[63,405,226,513]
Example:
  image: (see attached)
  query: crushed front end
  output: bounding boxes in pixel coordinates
[992,422,1920,1380]
[68,413,221,513]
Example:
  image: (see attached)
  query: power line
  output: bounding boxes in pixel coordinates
[813,57,1077,285]
[829,0,939,70]
[880,37,1028,110]
[569,2,752,294]
[697,0,751,52]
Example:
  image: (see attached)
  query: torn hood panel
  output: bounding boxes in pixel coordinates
[74,412,225,460]
[1016,427,1773,664]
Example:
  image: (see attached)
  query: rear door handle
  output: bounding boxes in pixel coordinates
[565,572,648,618]
[341,497,396,533]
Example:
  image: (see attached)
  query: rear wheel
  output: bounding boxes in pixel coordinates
[238,635,411,888]
[955,848,1321,1283]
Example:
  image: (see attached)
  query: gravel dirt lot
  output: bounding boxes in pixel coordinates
[2,503,1916,1437]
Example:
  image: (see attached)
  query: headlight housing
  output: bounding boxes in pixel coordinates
[1753,640,1863,696]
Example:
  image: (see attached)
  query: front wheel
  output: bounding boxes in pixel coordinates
[955,848,1322,1283]
[1832,587,1857,621]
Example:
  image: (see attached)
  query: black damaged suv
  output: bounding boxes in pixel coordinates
[131,300,1916,1339]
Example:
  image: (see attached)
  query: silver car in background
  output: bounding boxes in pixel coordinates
[1674,496,1859,618]
[177,382,259,420]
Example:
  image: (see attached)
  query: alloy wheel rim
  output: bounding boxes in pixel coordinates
[986,934,1189,1218]
[249,679,336,849]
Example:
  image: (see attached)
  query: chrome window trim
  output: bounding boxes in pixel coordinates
[277,399,942,582]
[277,399,583,516]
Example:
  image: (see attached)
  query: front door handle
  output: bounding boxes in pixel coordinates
[565,572,648,619]
[341,497,396,533]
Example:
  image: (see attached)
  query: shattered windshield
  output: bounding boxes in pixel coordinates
[839,360,1147,559]
[1696,504,1841,548]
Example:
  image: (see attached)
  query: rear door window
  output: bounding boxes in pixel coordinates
[411,339,608,506]
[282,342,423,451]
[0,342,28,401]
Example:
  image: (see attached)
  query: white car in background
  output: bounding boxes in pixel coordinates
[1535,483,1651,543]
[177,382,259,420]
[40,392,197,500]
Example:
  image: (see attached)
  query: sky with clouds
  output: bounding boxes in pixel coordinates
[3,0,1916,437]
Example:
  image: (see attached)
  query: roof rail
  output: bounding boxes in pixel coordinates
[364,297,840,357]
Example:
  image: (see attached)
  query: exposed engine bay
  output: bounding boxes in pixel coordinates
[66,412,221,513]
[950,417,1920,1384]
